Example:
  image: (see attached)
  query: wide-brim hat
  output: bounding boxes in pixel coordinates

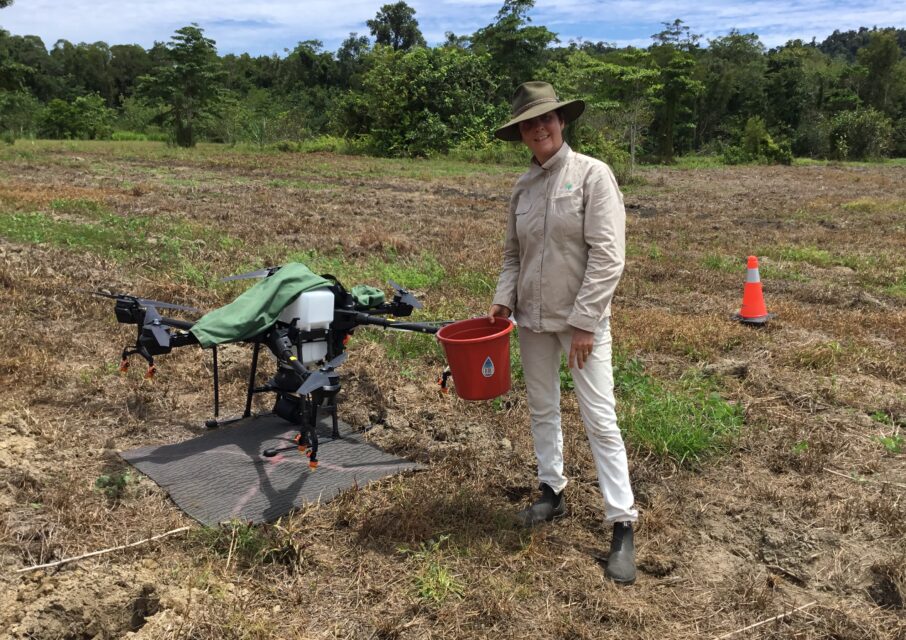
[494,81,585,142]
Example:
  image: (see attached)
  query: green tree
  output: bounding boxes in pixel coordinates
[828,107,892,159]
[0,31,63,100]
[0,89,40,140]
[649,20,704,161]
[367,2,426,51]
[110,44,152,103]
[544,48,658,178]
[336,33,371,88]
[695,31,766,147]
[765,41,834,133]
[136,24,225,147]
[38,93,114,139]
[360,46,505,156]
[471,0,557,98]
[857,29,901,114]
[50,40,116,104]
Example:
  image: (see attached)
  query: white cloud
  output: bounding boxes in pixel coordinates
[1,0,904,54]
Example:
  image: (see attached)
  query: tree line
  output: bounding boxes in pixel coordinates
[2,0,905,169]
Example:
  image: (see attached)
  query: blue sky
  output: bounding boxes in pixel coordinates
[2,1,905,55]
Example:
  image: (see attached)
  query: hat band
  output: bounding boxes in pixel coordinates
[513,96,559,117]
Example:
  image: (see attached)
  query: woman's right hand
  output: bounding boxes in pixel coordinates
[488,304,512,324]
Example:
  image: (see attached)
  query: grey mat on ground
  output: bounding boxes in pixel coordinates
[121,415,421,526]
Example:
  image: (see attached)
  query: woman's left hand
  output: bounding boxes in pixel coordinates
[569,328,595,370]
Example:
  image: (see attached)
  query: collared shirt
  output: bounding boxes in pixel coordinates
[492,143,626,333]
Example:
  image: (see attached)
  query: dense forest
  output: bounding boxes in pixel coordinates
[2,0,906,169]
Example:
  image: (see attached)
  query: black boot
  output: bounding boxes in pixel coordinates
[516,483,566,527]
[605,521,636,584]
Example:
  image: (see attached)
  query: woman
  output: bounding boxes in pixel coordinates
[488,81,637,584]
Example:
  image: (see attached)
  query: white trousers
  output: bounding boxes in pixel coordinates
[518,317,638,523]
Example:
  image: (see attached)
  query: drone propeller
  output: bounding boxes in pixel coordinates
[296,352,348,396]
[388,279,423,309]
[221,266,282,282]
[140,306,171,348]
[87,290,200,313]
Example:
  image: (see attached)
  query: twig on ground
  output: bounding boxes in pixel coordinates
[14,526,192,573]
[714,602,818,639]
[824,467,906,490]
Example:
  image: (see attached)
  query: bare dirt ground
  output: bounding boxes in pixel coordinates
[0,141,904,639]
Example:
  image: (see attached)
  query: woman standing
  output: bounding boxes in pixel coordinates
[488,81,637,584]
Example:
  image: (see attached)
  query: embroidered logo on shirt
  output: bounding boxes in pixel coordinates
[482,356,495,378]
[565,182,573,191]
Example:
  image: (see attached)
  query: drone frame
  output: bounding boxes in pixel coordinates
[100,273,445,468]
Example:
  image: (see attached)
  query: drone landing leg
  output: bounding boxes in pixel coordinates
[212,345,220,418]
[243,341,262,419]
[328,403,339,439]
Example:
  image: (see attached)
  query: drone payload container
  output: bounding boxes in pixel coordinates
[276,288,335,364]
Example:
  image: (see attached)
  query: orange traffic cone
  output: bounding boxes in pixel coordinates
[733,256,773,325]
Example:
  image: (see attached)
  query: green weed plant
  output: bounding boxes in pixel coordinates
[614,355,743,463]
[878,434,904,455]
[94,470,136,500]
[399,535,464,604]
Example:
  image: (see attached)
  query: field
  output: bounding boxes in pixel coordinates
[1,140,904,639]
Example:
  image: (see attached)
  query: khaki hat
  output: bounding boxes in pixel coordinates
[494,81,585,142]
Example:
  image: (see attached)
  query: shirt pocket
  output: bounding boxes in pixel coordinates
[551,188,584,243]
[514,194,536,243]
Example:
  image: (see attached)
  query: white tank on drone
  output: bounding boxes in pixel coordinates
[277,288,335,364]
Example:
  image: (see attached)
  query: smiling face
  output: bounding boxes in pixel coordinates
[518,110,565,165]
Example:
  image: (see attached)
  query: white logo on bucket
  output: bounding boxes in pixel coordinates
[482,356,495,378]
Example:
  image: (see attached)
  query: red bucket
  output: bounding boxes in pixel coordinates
[436,317,514,400]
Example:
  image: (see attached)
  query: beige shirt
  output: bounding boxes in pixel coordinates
[492,143,626,333]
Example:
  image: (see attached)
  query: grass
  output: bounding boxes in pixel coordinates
[661,154,728,170]
[755,245,882,274]
[0,212,150,257]
[381,331,444,364]
[790,339,845,371]
[3,139,906,639]
[885,273,906,298]
[878,434,904,455]
[701,253,810,282]
[266,178,333,190]
[614,355,744,463]
[399,535,465,604]
[50,197,110,216]
[453,269,497,295]
[191,520,305,569]
[794,156,906,168]
[0,205,243,286]
[94,470,136,501]
[285,249,446,291]
[841,197,899,214]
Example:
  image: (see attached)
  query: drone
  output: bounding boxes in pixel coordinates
[93,263,447,469]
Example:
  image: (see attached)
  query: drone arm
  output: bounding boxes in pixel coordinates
[334,310,442,335]
[267,327,311,379]
[160,317,194,331]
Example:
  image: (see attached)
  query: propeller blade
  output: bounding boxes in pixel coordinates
[325,351,348,369]
[388,279,423,309]
[137,299,200,312]
[294,351,347,395]
[86,290,199,313]
[148,323,171,349]
[221,266,281,282]
[297,371,329,396]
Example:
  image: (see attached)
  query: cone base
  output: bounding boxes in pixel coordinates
[732,312,774,325]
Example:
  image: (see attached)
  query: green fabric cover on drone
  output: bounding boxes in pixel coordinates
[190,263,332,348]
[351,284,385,307]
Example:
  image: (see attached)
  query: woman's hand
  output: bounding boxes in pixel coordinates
[488,304,512,324]
[569,327,595,370]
